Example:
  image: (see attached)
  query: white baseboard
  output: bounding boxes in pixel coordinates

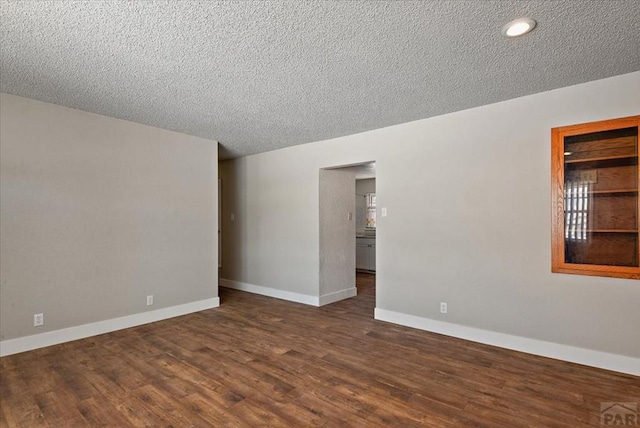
[374,308,640,377]
[220,278,319,306]
[220,279,357,307]
[319,287,357,306]
[0,297,220,357]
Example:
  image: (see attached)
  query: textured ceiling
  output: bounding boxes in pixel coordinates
[1,1,639,159]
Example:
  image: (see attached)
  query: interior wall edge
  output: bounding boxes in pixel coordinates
[318,287,357,306]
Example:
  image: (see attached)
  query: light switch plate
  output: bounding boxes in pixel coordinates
[381,207,387,217]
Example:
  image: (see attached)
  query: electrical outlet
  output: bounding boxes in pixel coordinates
[34,313,44,327]
[147,295,154,306]
[440,302,447,314]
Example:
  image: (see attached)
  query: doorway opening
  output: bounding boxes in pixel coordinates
[354,162,376,311]
[319,161,376,311]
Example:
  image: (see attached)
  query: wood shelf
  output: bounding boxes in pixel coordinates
[588,189,637,195]
[575,229,639,233]
[565,154,637,164]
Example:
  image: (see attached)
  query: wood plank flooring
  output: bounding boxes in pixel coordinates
[1,272,638,427]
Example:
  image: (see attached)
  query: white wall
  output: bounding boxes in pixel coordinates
[319,168,356,303]
[0,94,218,348]
[356,178,376,195]
[219,72,640,366]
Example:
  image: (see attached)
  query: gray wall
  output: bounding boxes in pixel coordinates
[356,178,376,195]
[219,151,321,296]
[219,72,640,358]
[0,93,218,341]
[319,168,356,298]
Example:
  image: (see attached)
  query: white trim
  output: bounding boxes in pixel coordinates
[0,298,220,357]
[220,278,319,306]
[319,287,357,306]
[374,308,640,377]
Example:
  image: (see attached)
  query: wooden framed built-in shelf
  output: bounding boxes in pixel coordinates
[551,115,640,279]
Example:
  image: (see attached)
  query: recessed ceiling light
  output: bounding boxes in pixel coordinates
[502,18,537,37]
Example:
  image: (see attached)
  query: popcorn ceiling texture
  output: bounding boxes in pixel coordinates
[1,1,639,159]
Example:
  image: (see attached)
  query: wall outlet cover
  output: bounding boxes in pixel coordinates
[34,313,44,327]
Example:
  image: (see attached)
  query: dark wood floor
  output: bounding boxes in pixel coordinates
[1,272,638,427]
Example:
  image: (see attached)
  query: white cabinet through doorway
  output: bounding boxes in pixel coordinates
[356,237,376,272]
